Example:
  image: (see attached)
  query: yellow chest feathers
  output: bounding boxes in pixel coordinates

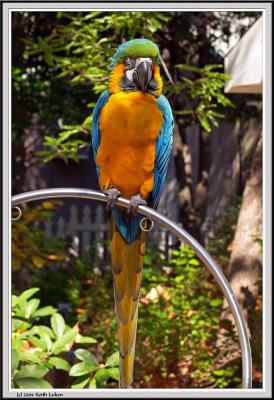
[96,92,163,198]
[99,92,163,146]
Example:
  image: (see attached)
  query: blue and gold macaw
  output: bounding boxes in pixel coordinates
[91,39,173,388]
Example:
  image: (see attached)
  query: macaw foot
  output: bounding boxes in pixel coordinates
[127,194,147,216]
[104,187,121,212]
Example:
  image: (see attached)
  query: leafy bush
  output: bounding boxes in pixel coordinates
[19,11,234,164]
[70,349,119,389]
[33,240,240,388]
[172,64,234,132]
[12,203,241,389]
[207,197,242,270]
[12,287,119,389]
[136,244,240,388]
[12,201,66,272]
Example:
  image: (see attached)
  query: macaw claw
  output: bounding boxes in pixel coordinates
[104,187,121,211]
[127,194,147,216]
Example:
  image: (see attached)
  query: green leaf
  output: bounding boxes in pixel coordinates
[175,109,194,116]
[105,351,119,367]
[15,377,53,389]
[51,313,65,338]
[210,298,223,307]
[12,349,19,376]
[188,258,200,266]
[19,352,42,364]
[175,63,201,73]
[82,115,92,129]
[74,348,98,365]
[15,364,48,379]
[71,374,91,388]
[25,299,40,318]
[107,367,119,381]
[95,368,110,385]
[51,328,77,355]
[34,325,55,338]
[75,335,97,344]
[12,295,19,307]
[17,288,40,304]
[197,114,211,132]
[203,64,223,71]
[213,369,225,376]
[89,377,97,388]
[32,306,57,318]
[69,361,98,377]
[205,71,231,80]
[48,357,70,371]
[39,332,52,352]
[28,335,47,351]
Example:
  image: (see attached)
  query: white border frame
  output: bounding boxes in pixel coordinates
[2,2,272,398]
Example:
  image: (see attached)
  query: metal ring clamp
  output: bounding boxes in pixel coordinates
[140,217,154,232]
[11,206,22,221]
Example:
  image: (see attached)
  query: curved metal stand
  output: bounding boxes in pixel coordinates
[12,188,252,388]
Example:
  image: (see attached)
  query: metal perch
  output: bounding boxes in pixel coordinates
[11,187,252,389]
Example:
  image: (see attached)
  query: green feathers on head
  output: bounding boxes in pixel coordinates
[110,39,160,69]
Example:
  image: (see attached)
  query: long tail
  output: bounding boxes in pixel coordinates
[110,216,146,388]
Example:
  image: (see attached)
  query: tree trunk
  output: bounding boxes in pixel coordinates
[216,131,262,370]
[223,132,262,327]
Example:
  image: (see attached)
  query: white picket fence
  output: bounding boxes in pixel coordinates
[43,203,177,262]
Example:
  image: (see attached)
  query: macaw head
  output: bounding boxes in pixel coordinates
[109,39,163,97]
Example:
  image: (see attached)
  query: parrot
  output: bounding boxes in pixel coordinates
[91,38,173,388]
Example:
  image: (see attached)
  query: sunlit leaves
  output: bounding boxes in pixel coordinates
[23,11,170,163]
[69,349,119,388]
[13,365,53,389]
[12,202,66,272]
[12,349,19,377]
[47,357,71,371]
[12,287,113,389]
[50,313,65,338]
[136,243,235,388]
[173,63,234,132]
[105,351,119,367]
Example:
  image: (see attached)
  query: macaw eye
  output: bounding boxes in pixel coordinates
[124,57,135,69]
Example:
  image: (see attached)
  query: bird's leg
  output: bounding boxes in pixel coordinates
[104,187,121,212]
[127,193,147,216]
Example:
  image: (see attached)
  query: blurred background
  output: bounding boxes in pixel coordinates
[12,11,262,389]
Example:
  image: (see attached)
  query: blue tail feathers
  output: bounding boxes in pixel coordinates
[112,207,143,244]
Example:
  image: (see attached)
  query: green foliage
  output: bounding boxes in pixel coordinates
[136,244,238,388]
[35,116,91,164]
[70,350,119,388]
[172,64,234,132]
[206,199,263,387]
[12,233,242,388]
[12,287,118,389]
[19,11,235,163]
[12,202,67,271]
[207,197,242,270]
[34,240,240,388]
[21,11,170,163]
[25,12,170,92]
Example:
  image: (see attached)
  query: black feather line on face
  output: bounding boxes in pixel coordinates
[120,76,159,94]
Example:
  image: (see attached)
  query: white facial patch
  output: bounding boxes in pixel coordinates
[125,68,135,81]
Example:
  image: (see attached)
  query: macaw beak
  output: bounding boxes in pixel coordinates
[133,58,153,93]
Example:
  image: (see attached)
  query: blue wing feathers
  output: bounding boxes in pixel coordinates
[91,91,173,244]
[149,95,174,209]
[91,89,110,170]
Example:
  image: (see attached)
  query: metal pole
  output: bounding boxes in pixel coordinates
[11,188,252,389]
